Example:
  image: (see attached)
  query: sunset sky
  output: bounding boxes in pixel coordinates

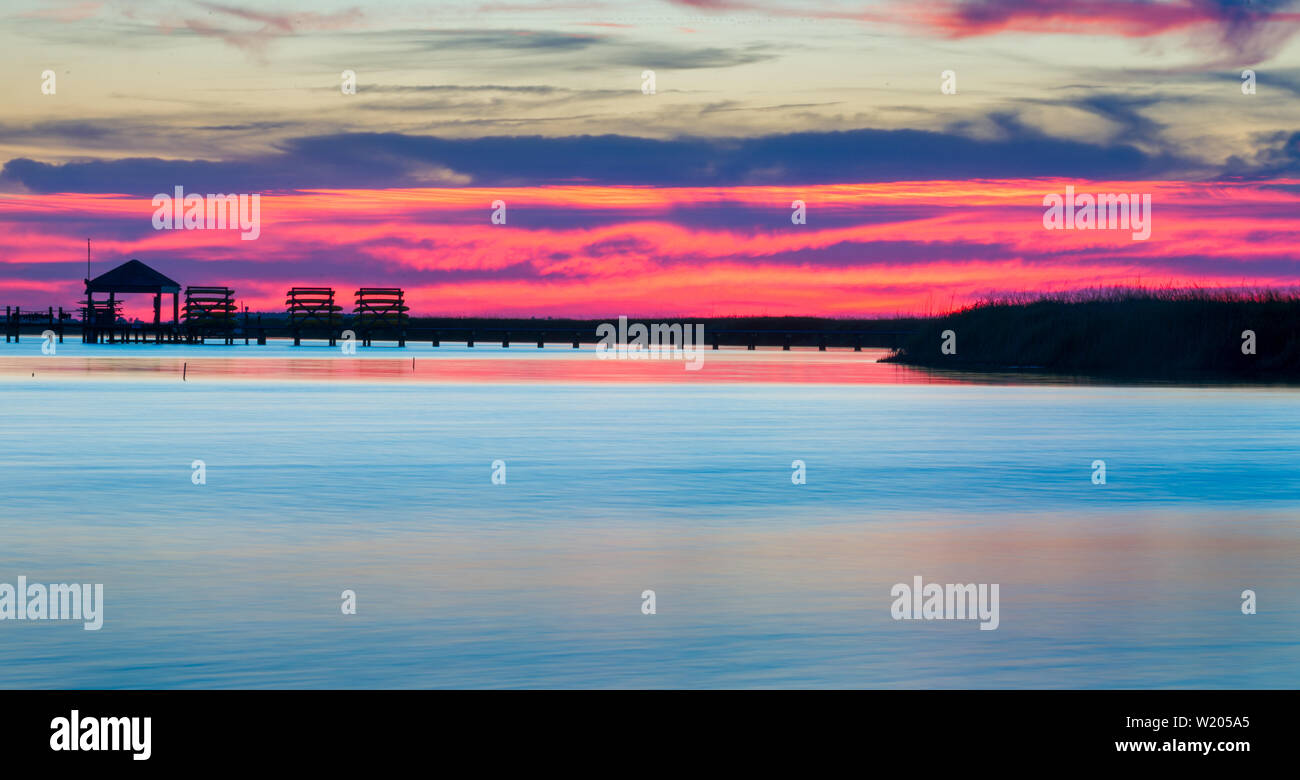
[1,0,1298,317]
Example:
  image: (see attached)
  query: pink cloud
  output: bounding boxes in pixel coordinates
[0,179,1296,318]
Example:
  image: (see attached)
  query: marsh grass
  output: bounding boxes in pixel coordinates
[886,287,1300,379]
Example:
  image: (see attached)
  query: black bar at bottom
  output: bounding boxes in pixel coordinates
[0,689,1287,768]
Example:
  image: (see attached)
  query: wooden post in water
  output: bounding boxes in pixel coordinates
[328,289,337,347]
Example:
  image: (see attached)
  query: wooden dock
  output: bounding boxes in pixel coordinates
[3,306,69,344]
[3,311,916,351]
[8,264,918,350]
[8,256,917,351]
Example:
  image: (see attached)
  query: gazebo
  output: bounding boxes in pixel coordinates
[83,259,181,341]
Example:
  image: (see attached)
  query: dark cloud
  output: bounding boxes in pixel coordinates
[1257,68,1300,97]
[1060,94,1173,142]
[395,28,607,53]
[1032,249,1300,281]
[1222,130,1300,177]
[0,253,541,288]
[672,239,1022,269]
[894,0,1300,64]
[347,84,569,94]
[1,120,1210,194]
[660,0,1300,63]
[337,27,779,71]
[602,42,774,69]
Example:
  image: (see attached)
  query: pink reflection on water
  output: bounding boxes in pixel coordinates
[0,347,987,385]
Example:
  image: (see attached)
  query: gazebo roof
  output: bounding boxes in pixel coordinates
[86,259,181,294]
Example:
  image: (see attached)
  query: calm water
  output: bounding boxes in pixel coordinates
[0,340,1297,688]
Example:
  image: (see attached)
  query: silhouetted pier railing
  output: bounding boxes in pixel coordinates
[4,306,70,344]
[4,306,916,350]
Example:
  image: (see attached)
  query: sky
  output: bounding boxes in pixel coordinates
[0,0,1298,317]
